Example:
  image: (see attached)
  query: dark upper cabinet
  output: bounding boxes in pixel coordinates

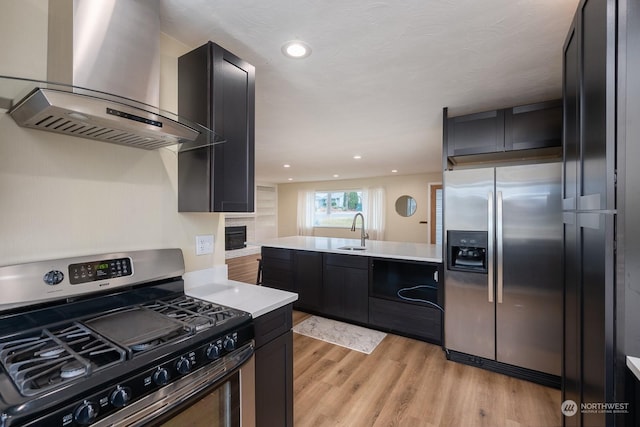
[446,109,504,156]
[444,100,562,164]
[178,42,255,212]
[504,101,563,151]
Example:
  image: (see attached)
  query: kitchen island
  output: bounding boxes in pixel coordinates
[255,235,442,263]
[257,236,444,344]
[185,272,297,427]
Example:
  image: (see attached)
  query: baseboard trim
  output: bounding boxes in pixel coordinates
[445,349,561,389]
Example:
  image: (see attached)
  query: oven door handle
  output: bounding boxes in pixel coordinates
[92,342,254,427]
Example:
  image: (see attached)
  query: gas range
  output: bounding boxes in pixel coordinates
[0,249,254,427]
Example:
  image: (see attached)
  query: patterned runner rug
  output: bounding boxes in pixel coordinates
[293,315,386,354]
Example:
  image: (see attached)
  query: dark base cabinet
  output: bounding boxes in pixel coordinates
[369,258,443,345]
[254,304,293,427]
[261,247,294,293]
[260,246,445,346]
[323,254,369,324]
[294,250,323,312]
[368,298,441,344]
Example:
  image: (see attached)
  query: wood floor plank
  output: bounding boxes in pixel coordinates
[226,254,562,427]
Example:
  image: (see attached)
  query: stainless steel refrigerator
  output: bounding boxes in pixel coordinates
[443,162,562,376]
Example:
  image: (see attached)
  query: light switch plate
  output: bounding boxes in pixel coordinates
[195,235,214,255]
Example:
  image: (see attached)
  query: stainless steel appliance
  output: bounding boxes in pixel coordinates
[1,1,224,150]
[0,249,255,426]
[443,162,562,378]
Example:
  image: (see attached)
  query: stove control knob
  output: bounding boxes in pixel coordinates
[152,368,170,386]
[43,270,64,286]
[110,386,132,408]
[74,400,99,425]
[223,336,236,352]
[206,343,222,360]
[176,356,192,375]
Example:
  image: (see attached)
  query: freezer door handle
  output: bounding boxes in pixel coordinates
[496,191,504,304]
[487,191,494,303]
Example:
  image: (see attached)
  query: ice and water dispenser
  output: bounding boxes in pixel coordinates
[447,230,488,273]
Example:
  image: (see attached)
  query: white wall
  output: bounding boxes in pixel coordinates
[0,2,225,270]
[277,173,441,243]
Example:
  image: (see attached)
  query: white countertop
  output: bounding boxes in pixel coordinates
[183,267,298,318]
[627,356,640,380]
[256,236,442,263]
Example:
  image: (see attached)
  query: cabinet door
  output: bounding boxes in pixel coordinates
[177,42,255,213]
[261,247,294,292]
[504,100,562,151]
[210,44,255,212]
[341,267,369,324]
[322,265,344,319]
[447,110,504,156]
[323,254,369,323]
[294,251,323,311]
[255,330,293,427]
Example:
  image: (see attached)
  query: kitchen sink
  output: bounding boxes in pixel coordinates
[337,246,367,251]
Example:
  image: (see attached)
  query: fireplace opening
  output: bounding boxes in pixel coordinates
[225,226,247,251]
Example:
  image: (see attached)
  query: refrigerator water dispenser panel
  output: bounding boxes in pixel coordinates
[447,230,488,273]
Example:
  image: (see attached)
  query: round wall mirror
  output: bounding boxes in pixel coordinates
[395,195,417,217]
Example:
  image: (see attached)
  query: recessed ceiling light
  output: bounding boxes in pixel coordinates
[288,178,293,181]
[281,40,312,59]
[391,169,398,173]
[333,174,340,178]
[353,155,362,160]
[283,164,291,168]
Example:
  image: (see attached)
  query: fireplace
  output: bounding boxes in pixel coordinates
[225,226,247,250]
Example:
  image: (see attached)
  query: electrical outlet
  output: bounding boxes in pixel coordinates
[195,235,214,255]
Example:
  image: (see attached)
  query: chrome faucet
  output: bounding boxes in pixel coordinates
[350,213,369,247]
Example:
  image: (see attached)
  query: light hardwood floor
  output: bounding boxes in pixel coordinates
[227,255,562,427]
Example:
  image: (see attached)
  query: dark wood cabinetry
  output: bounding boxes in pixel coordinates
[369,258,443,344]
[260,246,444,343]
[323,254,369,324]
[561,0,622,426]
[293,250,323,311]
[254,304,293,427]
[443,100,562,168]
[446,109,504,156]
[177,42,255,212]
[261,247,294,293]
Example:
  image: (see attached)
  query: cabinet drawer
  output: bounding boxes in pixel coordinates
[262,247,293,261]
[254,304,293,348]
[369,297,442,343]
[324,253,369,269]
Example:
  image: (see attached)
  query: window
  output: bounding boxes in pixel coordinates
[314,190,363,227]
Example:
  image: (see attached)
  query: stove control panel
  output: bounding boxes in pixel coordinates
[68,258,133,285]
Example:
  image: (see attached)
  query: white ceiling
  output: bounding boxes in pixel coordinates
[159,0,579,184]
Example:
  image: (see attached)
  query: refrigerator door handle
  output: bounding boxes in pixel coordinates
[496,191,504,304]
[487,191,494,303]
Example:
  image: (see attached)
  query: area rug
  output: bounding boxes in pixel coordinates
[293,316,386,354]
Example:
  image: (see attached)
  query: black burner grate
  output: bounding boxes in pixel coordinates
[143,296,236,332]
[0,323,126,396]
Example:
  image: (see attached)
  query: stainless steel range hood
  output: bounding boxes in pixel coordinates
[1,0,222,150]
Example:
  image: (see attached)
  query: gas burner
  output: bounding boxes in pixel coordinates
[131,340,161,352]
[59,360,87,379]
[0,323,126,396]
[36,342,65,358]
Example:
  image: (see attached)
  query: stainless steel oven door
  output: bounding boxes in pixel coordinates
[94,343,255,427]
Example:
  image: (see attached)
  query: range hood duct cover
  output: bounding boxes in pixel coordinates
[6,0,215,149]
